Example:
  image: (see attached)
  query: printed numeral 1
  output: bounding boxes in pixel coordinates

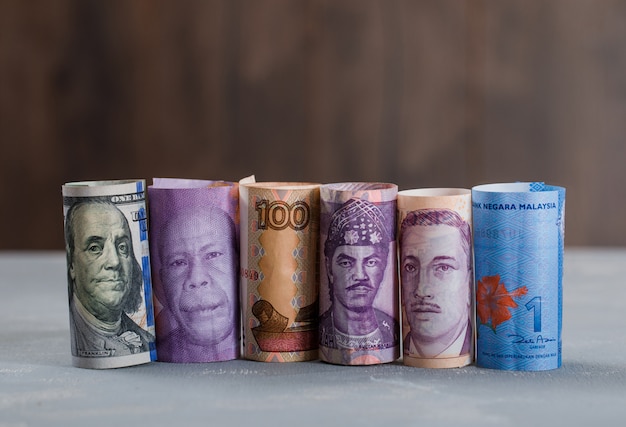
[525,296,542,332]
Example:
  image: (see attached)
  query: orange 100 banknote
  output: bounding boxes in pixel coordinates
[318,183,399,365]
[240,179,321,362]
[397,188,474,369]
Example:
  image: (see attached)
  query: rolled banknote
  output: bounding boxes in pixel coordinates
[62,180,156,369]
[472,182,565,371]
[397,189,474,368]
[148,178,240,363]
[319,183,399,365]
[240,180,321,362]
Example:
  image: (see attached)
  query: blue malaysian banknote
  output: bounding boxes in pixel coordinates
[472,182,565,371]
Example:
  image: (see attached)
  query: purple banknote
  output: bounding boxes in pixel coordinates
[319,183,400,365]
[148,178,240,363]
[398,188,474,368]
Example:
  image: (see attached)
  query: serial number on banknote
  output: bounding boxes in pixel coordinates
[241,268,259,281]
[475,228,521,240]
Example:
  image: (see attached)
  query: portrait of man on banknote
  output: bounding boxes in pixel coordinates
[65,200,153,358]
[319,198,397,351]
[400,209,472,358]
[157,206,238,362]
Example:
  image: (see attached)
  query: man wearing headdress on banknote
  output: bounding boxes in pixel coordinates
[65,200,153,358]
[156,206,238,362]
[319,198,398,351]
[400,209,472,358]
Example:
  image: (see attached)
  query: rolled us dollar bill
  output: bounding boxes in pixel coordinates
[62,180,156,369]
[472,182,565,371]
[148,178,240,363]
[319,183,399,365]
[240,181,321,362]
[397,189,474,368]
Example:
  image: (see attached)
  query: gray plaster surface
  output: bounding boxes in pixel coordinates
[1,249,625,426]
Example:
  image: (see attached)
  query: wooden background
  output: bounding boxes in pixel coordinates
[1,0,625,250]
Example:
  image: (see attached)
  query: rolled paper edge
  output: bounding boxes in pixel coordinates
[321,183,398,203]
[157,354,239,364]
[243,350,319,363]
[403,353,472,369]
[476,360,561,372]
[63,179,144,187]
[241,181,321,190]
[322,182,398,192]
[72,352,152,370]
[397,188,471,199]
[472,182,566,194]
[62,179,147,198]
[319,346,400,366]
[150,177,234,189]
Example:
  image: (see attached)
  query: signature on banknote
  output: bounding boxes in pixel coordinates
[508,334,556,346]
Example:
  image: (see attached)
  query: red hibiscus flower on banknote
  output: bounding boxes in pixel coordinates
[477,275,527,332]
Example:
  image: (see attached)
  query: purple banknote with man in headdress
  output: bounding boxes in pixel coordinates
[319,183,399,365]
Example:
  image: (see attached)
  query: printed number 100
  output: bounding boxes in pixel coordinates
[255,199,311,231]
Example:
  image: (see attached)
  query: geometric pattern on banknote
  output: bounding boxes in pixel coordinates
[292,246,308,260]
[265,353,287,362]
[529,182,545,192]
[245,193,265,357]
[257,227,298,324]
[482,246,536,273]
[291,294,308,312]
[474,197,558,282]
[252,188,318,318]
[294,193,319,318]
